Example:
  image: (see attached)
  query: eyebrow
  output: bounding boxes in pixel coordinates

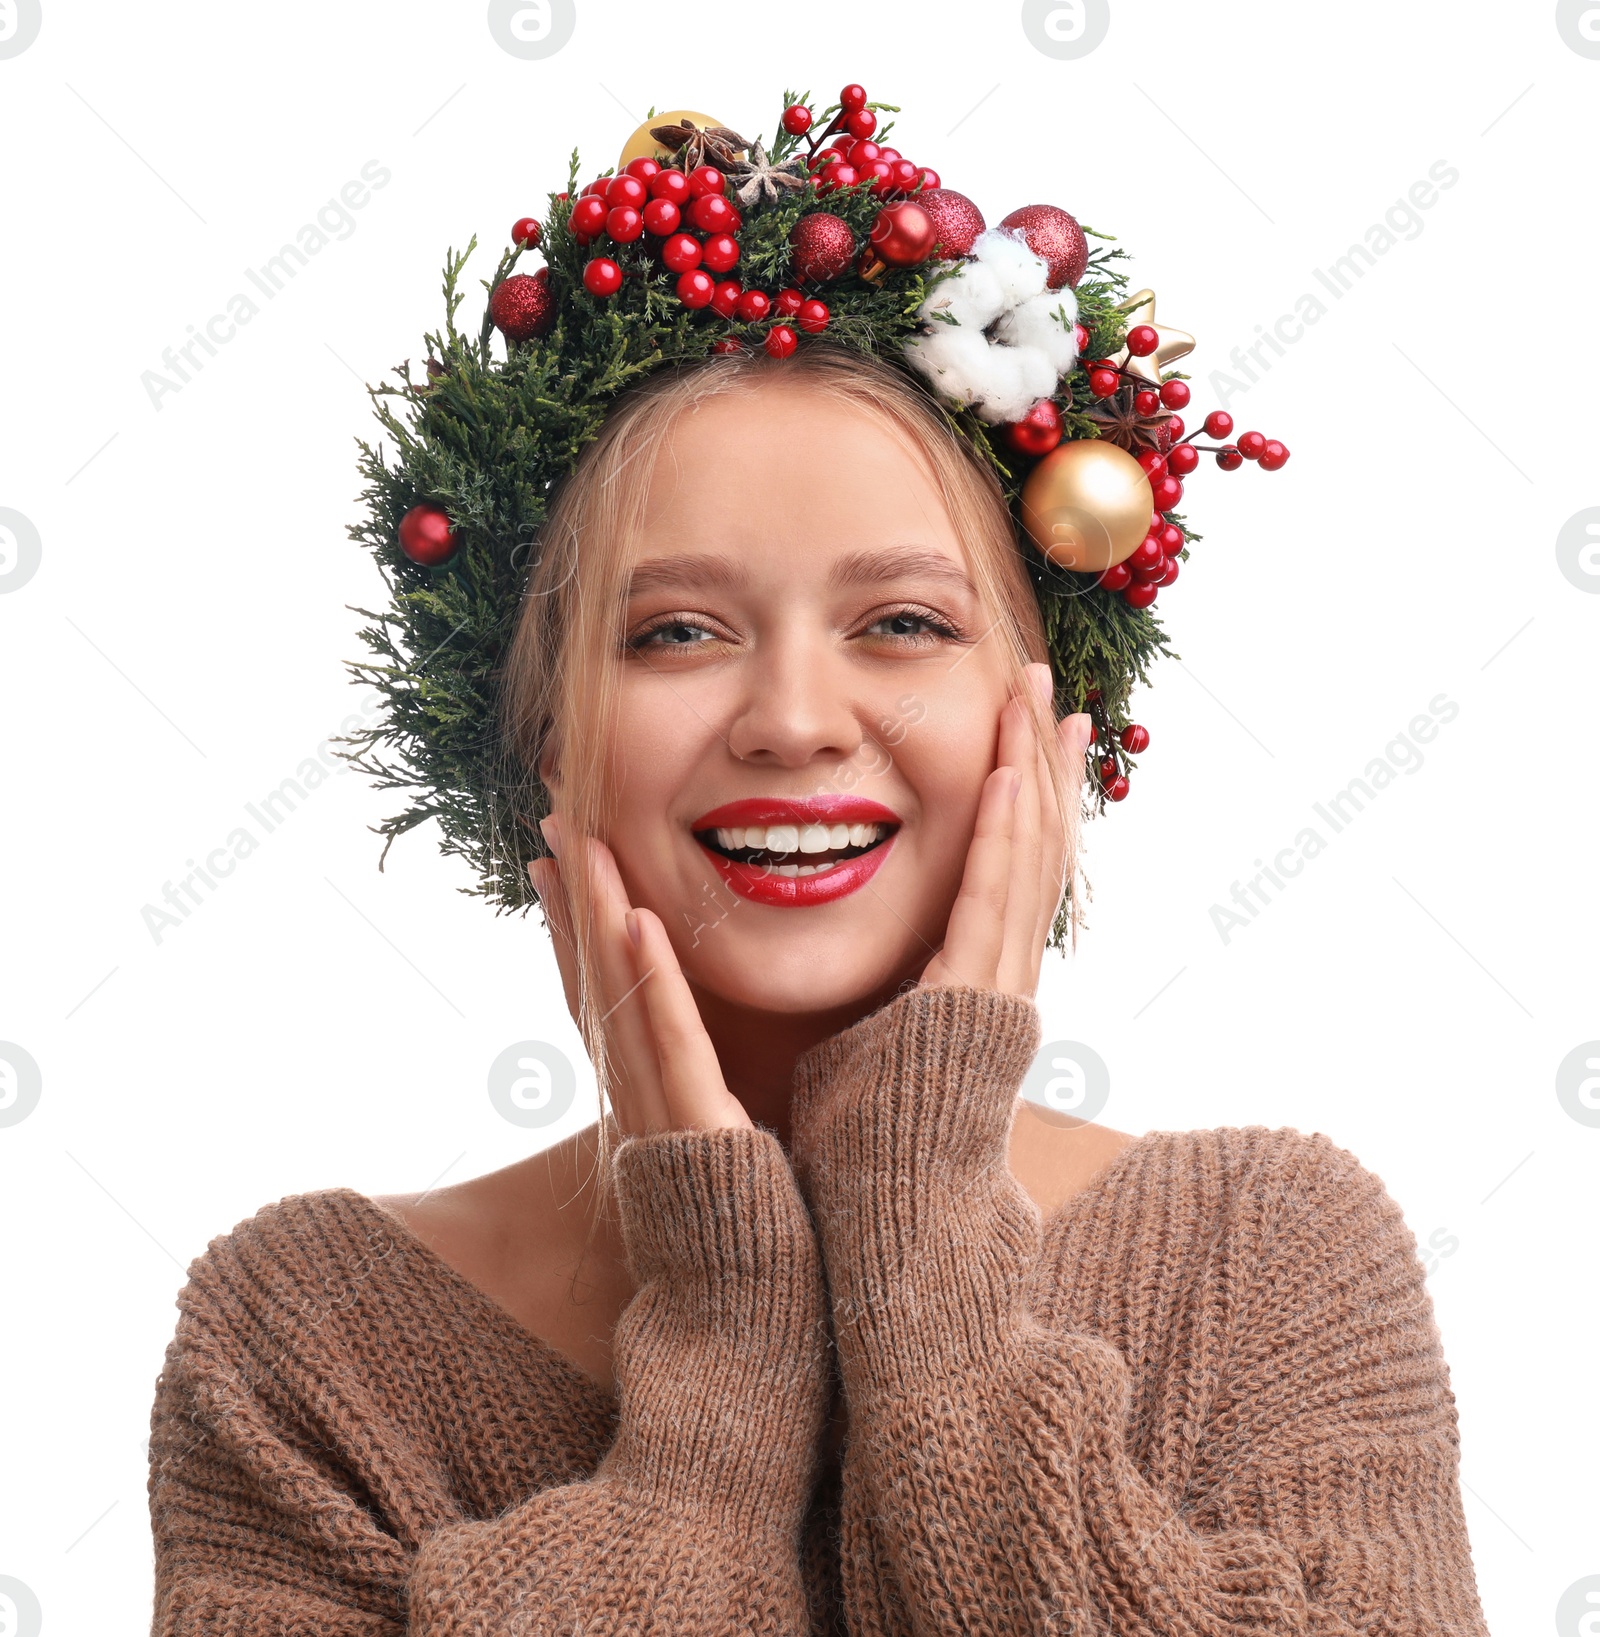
[625,546,977,598]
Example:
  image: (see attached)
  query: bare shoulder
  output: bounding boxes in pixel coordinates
[1007,1109,1140,1218]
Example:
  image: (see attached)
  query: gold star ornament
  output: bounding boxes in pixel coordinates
[1108,289,1196,384]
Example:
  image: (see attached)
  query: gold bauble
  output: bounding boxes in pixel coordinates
[618,110,737,166]
[1020,441,1153,574]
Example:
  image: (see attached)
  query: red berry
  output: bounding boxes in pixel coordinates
[606,205,643,242]
[1165,415,1185,441]
[765,323,799,358]
[687,166,725,198]
[796,297,830,334]
[701,233,740,273]
[1122,581,1159,610]
[1159,379,1190,409]
[582,257,623,297]
[1125,324,1160,357]
[1072,323,1091,353]
[1135,448,1167,479]
[1098,756,1120,783]
[1238,430,1268,460]
[1131,553,1168,584]
[1159,523,1184,553]
[1097,562,1132,592]
[840,83,868,112]
[1258,440,1291,471]
[892,159,920,190]
[1216,445,1244,471]
[809,148,844,173]
[570,196,607,237]
[1134,389,1159,415]
[710,279,742,318]
[1119,723,1150,753]
[773,287,804,316]
[1088,368,1120,398]
[676,268,715,308]
[877,146,901,162]
[848,140,882,166]
[915,166,941,189]
[817,163,859,194]
[582,177,610,197]
[1167,443,1199,477]
[1003,398,1063,458]
[642,197,680,236]
[650,170,691,205]
[511,216,541,250]
[690,193,734,233]
[1157,556,1180,586]
[844,107,877,139]
[710,337,744,354]
[1150,474,1183,510]
[1203,410,1233,439]
[782,104,813,135]
[624,157,661,181]
[1129,537,1163,574]
[605,174,646,210]
[1104,774,1130,801]
[662,232,702,272]
[735,288,771,322]
[858,157,893,188]
[397,503,457,567]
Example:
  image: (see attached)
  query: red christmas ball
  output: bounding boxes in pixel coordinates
[796,298,830,334]
[1097,562,1132,592]
[582,257,623,298]
[1160,379,1191,409]
[997,204,1090,289]
[1216,445,1244,471]
[1003,398,1064,457]
[765,323,799,358]
[736,288,771,322]
[1073,322,1091,352]
[1258,439,1291,471]
[701,233,740,274]
[773,287,804,316]
[398,504,458,567]
[1125,324,1160,357]
[650,169,690,205]
[1120,723,1150,753]
[710,279,742,318]
[676,269,715,308]
[789,212,856,282]
[642,197,680,236]
[782,104,813,135]
[511,217,541,250]
[1204,410,1234,439]
[1238,430,1268,460]
[1167,443,1199,477]
[489,269,556,341]
[868,201,937,266]
[918,188,986,258]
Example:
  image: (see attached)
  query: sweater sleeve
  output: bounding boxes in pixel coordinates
[788,984,1492,1637]
[149,1127,831,1636]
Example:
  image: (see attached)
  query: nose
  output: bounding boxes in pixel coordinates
[723,631,866,771]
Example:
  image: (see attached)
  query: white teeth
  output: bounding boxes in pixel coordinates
[709,821,889,854]
[769,860,840,877]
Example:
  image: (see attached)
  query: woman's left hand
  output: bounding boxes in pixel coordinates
[917,662,1091,998]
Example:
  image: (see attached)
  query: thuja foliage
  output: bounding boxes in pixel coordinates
[334,90,1181,942]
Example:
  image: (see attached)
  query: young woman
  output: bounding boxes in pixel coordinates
[146,344,1490,1634]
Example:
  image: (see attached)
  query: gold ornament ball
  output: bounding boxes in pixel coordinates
[618,110,732,166]
[1020,441,1153,574]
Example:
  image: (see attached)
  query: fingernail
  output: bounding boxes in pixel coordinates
[539,814,561,855]
[1074,714,1093,754]
[1010,767,1024,799]
[625,909,641,949]
[1030,664,1053,705]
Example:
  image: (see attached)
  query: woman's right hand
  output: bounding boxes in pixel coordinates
[528,816,752,1138]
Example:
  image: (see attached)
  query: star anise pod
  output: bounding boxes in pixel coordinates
[648,118,749,173]
[1084,389,1177,453]
[726,138,809,208]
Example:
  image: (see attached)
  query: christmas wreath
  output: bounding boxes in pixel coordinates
[336,82,1290,940]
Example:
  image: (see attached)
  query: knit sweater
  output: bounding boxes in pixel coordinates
[147,985,1490,1635]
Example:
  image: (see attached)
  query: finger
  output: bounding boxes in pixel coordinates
[923,764,1018,991]
[528,859,582,1026]
[999,682,1046,994]
[628,906,751,1132]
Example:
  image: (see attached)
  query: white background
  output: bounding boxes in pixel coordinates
[1,2,1594,1631]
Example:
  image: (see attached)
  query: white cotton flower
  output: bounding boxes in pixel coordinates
[903,227,1081,426]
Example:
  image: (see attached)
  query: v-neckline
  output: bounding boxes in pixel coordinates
[338,1126,1171,1416]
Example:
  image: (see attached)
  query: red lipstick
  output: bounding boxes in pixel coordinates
[690,795,900,908]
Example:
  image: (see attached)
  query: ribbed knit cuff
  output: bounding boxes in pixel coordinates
[789,985,1044,1396]
[600,1125,830,1537]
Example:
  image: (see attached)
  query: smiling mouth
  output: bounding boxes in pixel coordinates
[692,821,897,878]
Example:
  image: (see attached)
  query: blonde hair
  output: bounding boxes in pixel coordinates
[498,342,1082,1180]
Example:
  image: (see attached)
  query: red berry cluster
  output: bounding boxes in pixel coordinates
[792,84,940,200]
[1079,689,1150,802]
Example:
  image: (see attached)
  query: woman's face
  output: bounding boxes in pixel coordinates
[603,375,1019,1017]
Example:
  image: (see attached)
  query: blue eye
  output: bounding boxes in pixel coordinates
[629,619,717,650]
[866,607,962,644]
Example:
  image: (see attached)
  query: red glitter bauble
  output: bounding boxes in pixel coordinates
[488,269,555,342]
[397,504,458,567]
[918,188,986,258]
[997,204,1090,290]
[788,211,856,283]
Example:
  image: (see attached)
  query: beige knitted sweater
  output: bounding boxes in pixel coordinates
[148,986,1490,1634]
